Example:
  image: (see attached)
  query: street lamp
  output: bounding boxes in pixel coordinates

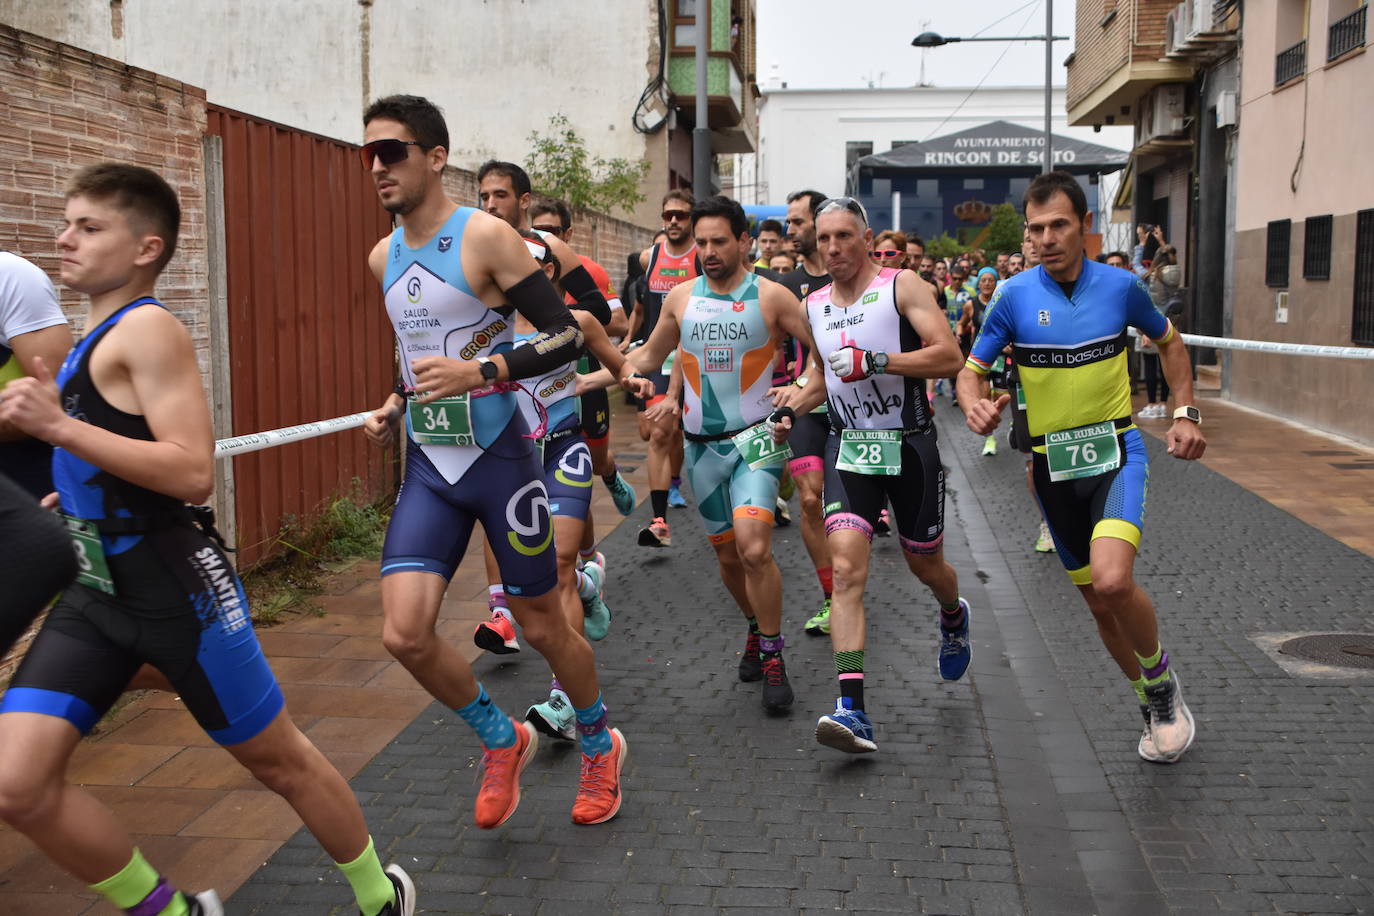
[912,18,1070,175]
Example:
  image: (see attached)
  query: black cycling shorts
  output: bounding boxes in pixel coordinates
[1,526,283,745]
[822,426,946,555]
[786,411,829,477]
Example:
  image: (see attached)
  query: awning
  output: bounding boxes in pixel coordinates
[855,120,1130,177]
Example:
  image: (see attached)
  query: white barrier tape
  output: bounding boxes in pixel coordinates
[1128,328,1374,360]
[1175,331,1374,360]
[215,411,372,458]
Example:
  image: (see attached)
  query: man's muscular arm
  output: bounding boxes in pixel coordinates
[620,281,686,378]
[547,234,612,326]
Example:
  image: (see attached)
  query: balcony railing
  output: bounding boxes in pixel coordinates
[1328,5,1367,61]
[1275,39,1306,86]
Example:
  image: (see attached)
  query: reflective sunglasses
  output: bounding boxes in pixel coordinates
[870,249,902,260]
[532,224,566,235]
[661,210,691,223]
[360,138,423,168]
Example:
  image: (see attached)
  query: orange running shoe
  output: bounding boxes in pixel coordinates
[473,608,520,654]
[473,719,537,829]
[571,727,627,825]
[637,517,671,548]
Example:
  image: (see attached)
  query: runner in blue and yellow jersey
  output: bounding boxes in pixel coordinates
[360,96,626,829]
[618,195,822,714]
[957,171,1206,765]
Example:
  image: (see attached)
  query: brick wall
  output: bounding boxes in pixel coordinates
[1,27,209,682]
[1067,0,1179,112]
[0,26,209,367]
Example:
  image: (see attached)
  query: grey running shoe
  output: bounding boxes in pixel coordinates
[1143,673,1196,762]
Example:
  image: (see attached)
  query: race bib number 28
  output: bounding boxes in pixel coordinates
[836,429,902,476]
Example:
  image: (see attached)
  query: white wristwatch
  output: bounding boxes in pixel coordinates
[1172,405,1201,425]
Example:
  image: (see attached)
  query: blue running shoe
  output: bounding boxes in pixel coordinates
[938,598,972,681]
[580,561,612,641]
[607,472,636,516]
[815,698,877,753]
[667,483,687,508]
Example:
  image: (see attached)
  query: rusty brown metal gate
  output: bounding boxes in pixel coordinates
[206,106,395,565]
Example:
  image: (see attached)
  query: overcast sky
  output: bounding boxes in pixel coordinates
[756,0,1075,90]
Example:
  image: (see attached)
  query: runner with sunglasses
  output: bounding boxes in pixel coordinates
[771,197,969,754]
[360,95,627,829]
[627,190,700,548]
[618,195,823,713]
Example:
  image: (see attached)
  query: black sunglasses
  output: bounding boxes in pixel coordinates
[532,224,566,235]
[661,210,691,223]
[360,138,424,168]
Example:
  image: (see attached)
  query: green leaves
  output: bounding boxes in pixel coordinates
[526,114,650,217]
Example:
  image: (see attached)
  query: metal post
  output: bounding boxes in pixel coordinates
[693,4,711,199]
[1043,0,1053,174]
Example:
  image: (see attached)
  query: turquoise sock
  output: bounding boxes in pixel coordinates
[455,684,516,748]
[574,694,612,756]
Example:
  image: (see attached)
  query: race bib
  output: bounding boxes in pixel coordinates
[62,514,115,594]
[732,423,792,471]
[836,429,902,476]
[409,395,475,446]
[1044,421,1121,482]
[1014,381,1027,411]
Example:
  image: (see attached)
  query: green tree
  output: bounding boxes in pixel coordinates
[981,202,1025,258]
[525,114,650,217]
[925,232,964,260]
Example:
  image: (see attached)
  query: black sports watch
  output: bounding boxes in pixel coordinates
[870,351,889,375]
[477,357,499,382]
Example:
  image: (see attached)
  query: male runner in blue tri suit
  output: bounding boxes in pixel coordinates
[360,96,626,827]
[957,170,1205,764]
[0,164,414,916]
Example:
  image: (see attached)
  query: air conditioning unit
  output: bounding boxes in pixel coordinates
[1165,3,1185,56]
[1190,0,1218,36]
[1137,84,1188,142]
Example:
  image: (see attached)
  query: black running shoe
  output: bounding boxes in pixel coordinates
[761,655,794,712]
[738,632,762,682]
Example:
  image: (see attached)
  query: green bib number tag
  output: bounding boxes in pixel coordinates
[62,514,115,594]
[836,429,902,476]
[409,395,474,446]
[732,424,792,471]
[1015,381,1027,411]
[1044,421,1121,482]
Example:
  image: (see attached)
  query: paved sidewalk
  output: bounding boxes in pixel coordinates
[229,400,1374,913]
[5,390,1374,914]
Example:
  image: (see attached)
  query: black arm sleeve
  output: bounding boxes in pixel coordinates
[501,269,586,381]
[560,264,612,327]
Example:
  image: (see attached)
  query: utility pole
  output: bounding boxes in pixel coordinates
[693,5,711,200]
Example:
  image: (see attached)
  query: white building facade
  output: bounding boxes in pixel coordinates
[738,84,1132,209]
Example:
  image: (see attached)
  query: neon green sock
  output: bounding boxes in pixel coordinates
[335,836,393,916]
[1135,644,1170,687]
[89,849,188,915]
[1129,675,1148,705]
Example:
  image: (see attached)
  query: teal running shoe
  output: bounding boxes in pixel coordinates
[526,688,576,741]
[580,561,612,641]
[607,472,636,516]
[667,483,687,508]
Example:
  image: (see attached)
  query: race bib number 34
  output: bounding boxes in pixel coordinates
[732,423,792,471]
[1044,421,1121,482]
[410,395,475,446]
[836,429,902,476]
[62,514,115,594]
